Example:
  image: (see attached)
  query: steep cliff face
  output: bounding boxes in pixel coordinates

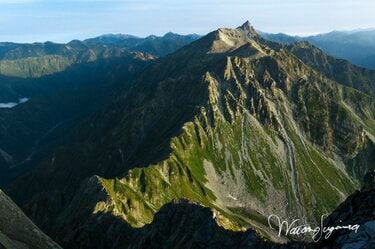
[0,190,62,249]
[7,22,375,248]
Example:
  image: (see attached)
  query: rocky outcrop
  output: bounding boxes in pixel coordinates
[318,170,375,249]
[0,190,62,249]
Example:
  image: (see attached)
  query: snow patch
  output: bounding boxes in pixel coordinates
[0,98,30,108]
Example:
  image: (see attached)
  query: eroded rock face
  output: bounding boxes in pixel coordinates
[0,190,62,249]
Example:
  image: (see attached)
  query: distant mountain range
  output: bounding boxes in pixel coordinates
[260,29,375,69]
[85,32,201,56]
[0,33,199,81]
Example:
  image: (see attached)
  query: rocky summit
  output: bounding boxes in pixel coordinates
[3,21,375,248]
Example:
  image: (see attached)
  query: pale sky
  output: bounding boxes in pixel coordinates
[0,0,374,43]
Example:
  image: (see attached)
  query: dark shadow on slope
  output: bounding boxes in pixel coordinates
[0,53,151,186]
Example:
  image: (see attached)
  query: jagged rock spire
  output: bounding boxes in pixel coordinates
[238,20,259,39]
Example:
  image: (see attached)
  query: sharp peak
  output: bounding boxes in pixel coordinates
[239,21,253,30]
[214,21,259,39]
[237,20,259,37]
[183,21,264,55]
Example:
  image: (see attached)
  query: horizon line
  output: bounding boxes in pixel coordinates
[1,26,375,44]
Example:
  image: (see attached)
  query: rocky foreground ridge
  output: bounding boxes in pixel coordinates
[0,190,61,249]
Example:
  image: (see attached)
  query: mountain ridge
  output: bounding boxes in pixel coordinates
[261,29,375,69]
[0,23,375,247]
[5,21,375,248]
